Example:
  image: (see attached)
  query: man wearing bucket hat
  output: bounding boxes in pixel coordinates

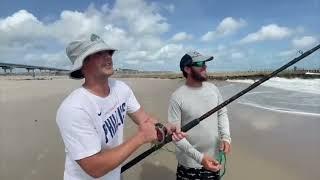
[56,34,186,180]
[167,51,231,180]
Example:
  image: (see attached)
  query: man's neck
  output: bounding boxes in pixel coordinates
[185,78,203,87]
[83,76,110,97]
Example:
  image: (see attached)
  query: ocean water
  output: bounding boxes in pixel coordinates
[218,78,320,180]
[222,78,320,117]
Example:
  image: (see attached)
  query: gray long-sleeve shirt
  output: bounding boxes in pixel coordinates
[168,82,231,168]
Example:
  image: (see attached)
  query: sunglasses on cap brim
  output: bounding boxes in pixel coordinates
[190,61,206,67]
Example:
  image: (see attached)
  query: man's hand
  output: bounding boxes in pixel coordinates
[138,121,158,144]
[219,140,231,154]
[165,123,187,142]
[201,154,221,172]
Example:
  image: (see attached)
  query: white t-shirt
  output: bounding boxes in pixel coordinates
[56,79,140,180]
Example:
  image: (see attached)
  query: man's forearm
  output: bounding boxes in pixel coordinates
[129,108,157,125]
[174,138,204,164]
[218,108,231,143]
[77,132,145,178]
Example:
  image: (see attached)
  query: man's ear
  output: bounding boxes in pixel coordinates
[184,66,191,74]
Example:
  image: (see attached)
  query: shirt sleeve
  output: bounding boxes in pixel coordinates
[168,97,181,125]
[216,89,231,143]
[126,86,141,114]
[56,105,101,160]
[168,96,204,164]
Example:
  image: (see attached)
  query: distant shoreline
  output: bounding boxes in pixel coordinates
[112,70,320,80]
[1,70,319,80]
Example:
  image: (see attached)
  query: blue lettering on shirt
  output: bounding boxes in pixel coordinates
[102,103,126,144]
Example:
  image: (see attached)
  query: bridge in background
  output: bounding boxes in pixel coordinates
[0,62,69,73]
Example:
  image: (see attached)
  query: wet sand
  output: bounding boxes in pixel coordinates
[0,77,319,180]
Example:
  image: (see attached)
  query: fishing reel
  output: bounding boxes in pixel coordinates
[155,123,168,144]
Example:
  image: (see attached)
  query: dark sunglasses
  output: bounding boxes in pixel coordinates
[190,61,206,67]
[95,50,114,57]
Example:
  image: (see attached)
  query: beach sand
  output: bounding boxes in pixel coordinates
[0,77,319,180]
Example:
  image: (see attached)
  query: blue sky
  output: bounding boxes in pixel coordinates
[0,0,319,72]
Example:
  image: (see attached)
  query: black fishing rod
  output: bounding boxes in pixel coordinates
[121,43,320,173]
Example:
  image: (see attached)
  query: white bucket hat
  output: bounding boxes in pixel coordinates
[66,34,117,79]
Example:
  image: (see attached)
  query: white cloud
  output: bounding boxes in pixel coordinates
[0,10,46,44]
[125,60,140,64]
[277,36,318,59]
[0,0,182,70]
[216,48,246,60]
[102,24,135,50]
[292,36,318,49]
[0,1,318,72]
[276,35,318,60]
[278,49,297,58]
[201,17,246,42]
[239,24,292,44]
[156,60,164,64]
[165,4,175,13]
[23,52,69,68]
[217,45,226,51]
[124,51,148,59]
[49,10,106,43]
[171,32,193,42]
[216,17,247,36]
[150,2,175,14]
[149,43,184,61]
[231,52,245,59]
[295,26,305,34]
[111,0,169,35]
[101,3,111,13]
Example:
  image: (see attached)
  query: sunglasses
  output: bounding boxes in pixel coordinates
[94,50,115,57]
[190,61,206,67]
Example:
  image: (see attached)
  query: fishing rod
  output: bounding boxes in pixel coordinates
[121,43,320,173]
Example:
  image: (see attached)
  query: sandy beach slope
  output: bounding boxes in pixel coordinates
[0,77,319,180]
